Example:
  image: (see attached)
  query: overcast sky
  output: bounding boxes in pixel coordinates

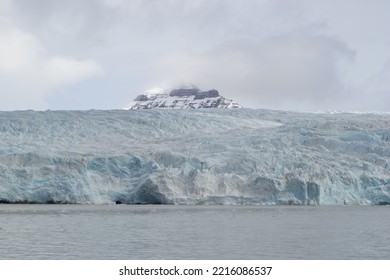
[0,0,389,111]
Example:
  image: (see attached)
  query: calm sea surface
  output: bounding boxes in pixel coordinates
[0,205,389,260]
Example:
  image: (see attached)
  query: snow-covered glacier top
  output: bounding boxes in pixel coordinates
[123,86,241,109]
[0,109,389,205]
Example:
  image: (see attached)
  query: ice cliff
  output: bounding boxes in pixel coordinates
[0,109,389,205]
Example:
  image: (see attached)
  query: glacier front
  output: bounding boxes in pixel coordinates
[0,109,389,205]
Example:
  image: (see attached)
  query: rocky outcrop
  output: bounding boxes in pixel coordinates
[123,86,241,109]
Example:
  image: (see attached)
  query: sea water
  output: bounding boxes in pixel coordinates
[0,205,389,259]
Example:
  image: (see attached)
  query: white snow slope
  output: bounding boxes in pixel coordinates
[0,109,389,205]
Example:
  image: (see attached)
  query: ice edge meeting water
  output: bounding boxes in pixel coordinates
[0,109,389,205]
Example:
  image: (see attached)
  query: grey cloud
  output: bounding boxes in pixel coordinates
[11,0,115,54]
[353,58,390,111]
[153,32,355,111]
[1,0,390,110]
[0,3,103,110]
[10,0,309,56]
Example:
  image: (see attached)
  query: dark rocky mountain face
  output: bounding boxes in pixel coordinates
[169,87,200,97]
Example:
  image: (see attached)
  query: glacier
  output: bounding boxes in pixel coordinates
[0,109,389,205]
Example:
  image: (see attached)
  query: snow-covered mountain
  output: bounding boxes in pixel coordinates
[0,109,389,205]
[123,86,241,109]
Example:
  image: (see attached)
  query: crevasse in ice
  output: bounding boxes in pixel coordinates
[0,109,389,205]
